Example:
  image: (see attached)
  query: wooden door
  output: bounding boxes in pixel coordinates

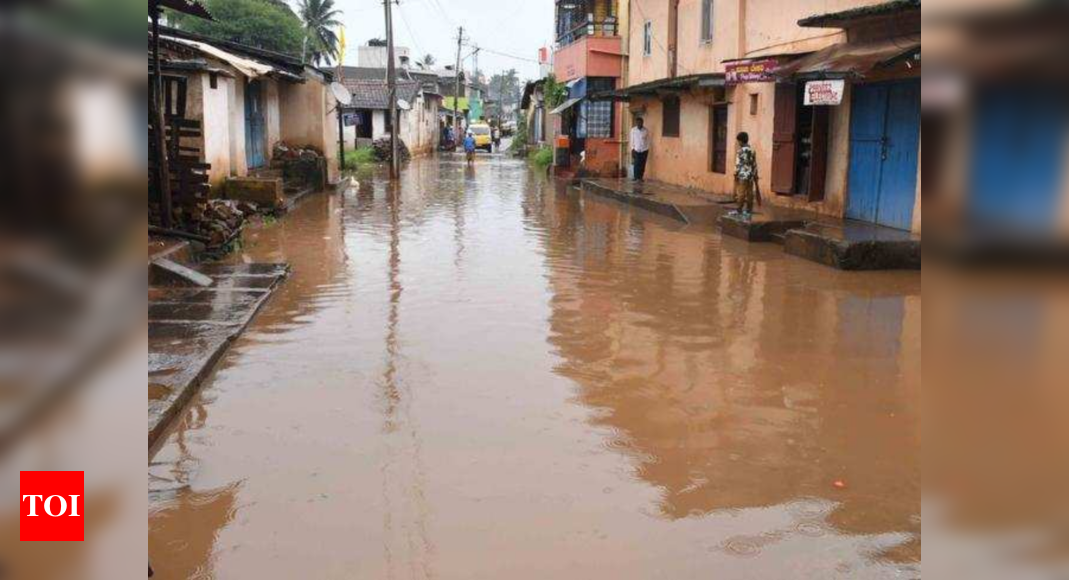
[709,105,728,173]
[771,83,798,194]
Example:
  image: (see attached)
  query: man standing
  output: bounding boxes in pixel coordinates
[629,116,650,182]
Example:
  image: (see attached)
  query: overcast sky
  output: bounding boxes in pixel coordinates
[293,0,554,80]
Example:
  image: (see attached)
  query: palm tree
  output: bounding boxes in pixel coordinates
[298,0,343,66]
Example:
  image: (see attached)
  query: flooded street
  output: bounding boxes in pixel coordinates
[148,153,920,579]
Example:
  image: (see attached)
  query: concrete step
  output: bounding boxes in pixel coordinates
[719,212,808,242]
[783,222,921,270]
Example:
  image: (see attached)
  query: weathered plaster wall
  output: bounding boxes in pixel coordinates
[227,77,248,178]
[555,36,624,83]
[263,79,282,163]
[279,79,339,183]
[675,0,741,75]
[628,0,671,85]
[187,73,233,189]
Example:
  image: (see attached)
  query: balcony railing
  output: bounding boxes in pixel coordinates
[556,15,619,47]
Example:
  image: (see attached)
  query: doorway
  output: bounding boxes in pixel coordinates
[245,80,266,169]
[846,79,921,230]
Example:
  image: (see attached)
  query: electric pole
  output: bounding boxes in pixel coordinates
[453,26,464,151]
[384,0,400,177]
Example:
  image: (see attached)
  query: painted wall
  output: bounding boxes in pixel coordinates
[279,78,340,183]
[227,76,248,178]
[628,0,671,85]
[554,36,625,83]
[674,0,742,76]
[263,80,282,163]
[186,72,233,188]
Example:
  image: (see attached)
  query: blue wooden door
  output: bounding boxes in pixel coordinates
[846,80,921,230]
[969,88,1065,232]
[245,80,266,169]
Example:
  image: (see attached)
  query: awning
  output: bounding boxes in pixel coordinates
[550,97,583,115]
[774,36,920,80]
[588,73,724,101]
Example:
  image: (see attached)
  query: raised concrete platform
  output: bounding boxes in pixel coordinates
[148,262,288,454]
[581,179,733,226]
[718,207,810,242]
[784,221,921,270]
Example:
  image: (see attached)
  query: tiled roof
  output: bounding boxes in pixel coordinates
[342,79,421,110]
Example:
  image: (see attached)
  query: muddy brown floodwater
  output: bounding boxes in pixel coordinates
[148,153,920,579]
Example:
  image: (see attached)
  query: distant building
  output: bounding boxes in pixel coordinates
[337,66,440,155]
[357,40,411,69]
[551,0,626,177]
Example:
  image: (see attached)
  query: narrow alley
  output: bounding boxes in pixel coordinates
[148,152,920,579]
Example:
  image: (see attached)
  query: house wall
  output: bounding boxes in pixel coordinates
[263,79,282,163]
[373,110,388,139]
[555,36,625,83]
[227,76,248,178]
[186,72,234,189]
[629,0,671,85]
[279,79,340,184]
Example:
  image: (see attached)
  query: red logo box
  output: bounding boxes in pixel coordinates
[20,471,84,541]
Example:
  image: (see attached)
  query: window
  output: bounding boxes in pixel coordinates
[749,93,759,115]
[580,78,616,139]
[643,21,653,56]
[709,105,728,173]
[701,0,715,43]
[582,100,614,138]
[662,96,680,137]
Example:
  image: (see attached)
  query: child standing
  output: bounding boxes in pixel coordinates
[733,132,758,218]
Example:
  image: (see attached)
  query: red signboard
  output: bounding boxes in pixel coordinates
[725,58,781,84]
[20,471,84,541]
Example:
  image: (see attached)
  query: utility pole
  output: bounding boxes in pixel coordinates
[453,26,464,151]
[384,0,400,177]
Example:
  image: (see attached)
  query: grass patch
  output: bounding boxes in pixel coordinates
[343,147,377,168]
[529,146,553,168]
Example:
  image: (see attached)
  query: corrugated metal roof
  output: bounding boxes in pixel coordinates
[775,36,920,79]
[588,73,725,101]
[798,0,920,28]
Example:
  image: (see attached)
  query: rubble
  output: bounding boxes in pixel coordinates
[372,136,411,163]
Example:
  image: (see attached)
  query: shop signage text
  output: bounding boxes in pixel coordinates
[725,58,780,84]
[804,80,845,106]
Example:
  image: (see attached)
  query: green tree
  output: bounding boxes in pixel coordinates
[169,0,304,57]
[297,0,343,66]
[489,69,522,108]
[421,54,436,67]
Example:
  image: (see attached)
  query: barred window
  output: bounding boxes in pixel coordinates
[582,100,613,138]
